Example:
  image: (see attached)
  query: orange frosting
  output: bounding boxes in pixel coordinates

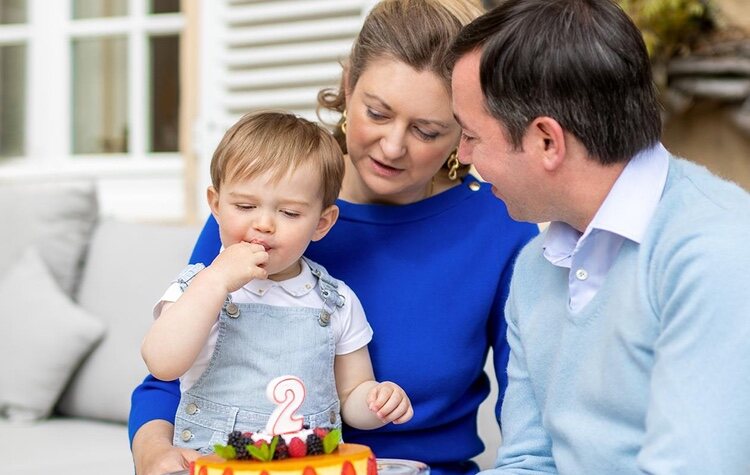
[191,443,376,475]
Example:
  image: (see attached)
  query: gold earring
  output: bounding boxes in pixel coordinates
[447,150,459,180]
[340,110,347,135]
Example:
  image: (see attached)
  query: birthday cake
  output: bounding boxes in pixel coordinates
[190,428,375,475]
[191,376,376,475]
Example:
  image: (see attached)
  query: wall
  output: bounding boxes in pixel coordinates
[663,101,750,191]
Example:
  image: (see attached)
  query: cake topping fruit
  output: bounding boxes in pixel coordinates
[213,427,341,461]
[288,437,307,458]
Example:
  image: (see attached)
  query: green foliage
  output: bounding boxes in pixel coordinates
[214,443,237,460]
[617,0,714,60]
[322,428,342,454]
[247,436,279,462]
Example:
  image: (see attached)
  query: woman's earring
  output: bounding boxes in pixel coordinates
[340,110,347,135]
[447,150,459,180]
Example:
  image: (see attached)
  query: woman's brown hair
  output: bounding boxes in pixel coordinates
[317,0,483,178]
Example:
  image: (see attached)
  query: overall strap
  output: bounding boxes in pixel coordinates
[174,263,206,291]
[302,257,345,326]
[174,263,236,317]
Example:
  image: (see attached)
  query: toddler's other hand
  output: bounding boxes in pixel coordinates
[367,381,413,424]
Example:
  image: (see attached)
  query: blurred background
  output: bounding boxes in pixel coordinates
[0,0,749,224]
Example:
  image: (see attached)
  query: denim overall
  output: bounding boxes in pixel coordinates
[171,257,346,453]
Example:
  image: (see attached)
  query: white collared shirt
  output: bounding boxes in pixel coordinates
[155,258,372,391]
[542,143,670,312]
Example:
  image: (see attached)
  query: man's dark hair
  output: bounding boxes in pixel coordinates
[449,0,662,164]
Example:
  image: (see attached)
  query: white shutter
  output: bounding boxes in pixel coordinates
[195,0,369,217]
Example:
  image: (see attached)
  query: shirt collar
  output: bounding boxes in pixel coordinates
[245,259,318,297]
[543,143,670,260]
[587,143,669,243]
[217,246,318,297]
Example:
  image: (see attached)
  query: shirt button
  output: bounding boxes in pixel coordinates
[329,410,337,424]
[186,403,198,415]
[469,181,480,191]
[180,429,193,442]
[575,269,588,281]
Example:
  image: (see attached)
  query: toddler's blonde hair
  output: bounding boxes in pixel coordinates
[210,111,344,209]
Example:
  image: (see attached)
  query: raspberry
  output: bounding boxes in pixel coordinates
[306,434,324,455]
[274,438,289,460]
[313,427,329,439]
[254,439,266,449]
[288,437,307,458]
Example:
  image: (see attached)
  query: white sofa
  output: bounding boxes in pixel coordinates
[0,181,200,475]
[0,181,500,475]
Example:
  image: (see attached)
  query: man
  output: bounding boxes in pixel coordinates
[449,0,750,473]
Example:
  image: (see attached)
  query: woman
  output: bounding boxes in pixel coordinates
[129,1,537,474]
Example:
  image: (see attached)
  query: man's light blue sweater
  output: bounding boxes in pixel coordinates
[492,157,750,474]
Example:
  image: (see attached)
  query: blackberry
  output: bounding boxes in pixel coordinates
[306,434,324,455]
[227,430,243,447]
[226,430,250,459]
[233,434,253,460]
[275,437,289,460]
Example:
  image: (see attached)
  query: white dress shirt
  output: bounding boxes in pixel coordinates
[542,143,670,312]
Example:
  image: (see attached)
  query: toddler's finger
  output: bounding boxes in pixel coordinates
[373,392,404,420]
[391,400,414,424]
[368,385,394,411]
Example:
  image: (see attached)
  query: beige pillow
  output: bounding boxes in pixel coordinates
[0,247,106,421]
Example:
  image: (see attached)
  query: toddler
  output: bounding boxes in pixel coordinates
[141,111,412,452]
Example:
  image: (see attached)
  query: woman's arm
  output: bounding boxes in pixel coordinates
[128,376,196,475]
[132,420,201,475]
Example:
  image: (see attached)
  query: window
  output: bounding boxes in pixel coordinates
[194,0,366,218]
[0,43,25,158]
[0,0,27,159]
[0,0,185,221]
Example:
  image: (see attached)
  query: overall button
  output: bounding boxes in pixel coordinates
[329,410,337,424]
[319,311,331,327]
[186,403,198,415]
[180,429,193,442]
[575,269,589,281]
[226,303,240,318]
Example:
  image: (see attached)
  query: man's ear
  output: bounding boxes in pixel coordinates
[312,205,340,242]
[207,186,220,218]
[530,117,566,172]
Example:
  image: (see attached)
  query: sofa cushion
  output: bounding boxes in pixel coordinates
[0,417,133,475]
[0,181,98,297]
[57,219,200,423]
[0,247,106,421]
